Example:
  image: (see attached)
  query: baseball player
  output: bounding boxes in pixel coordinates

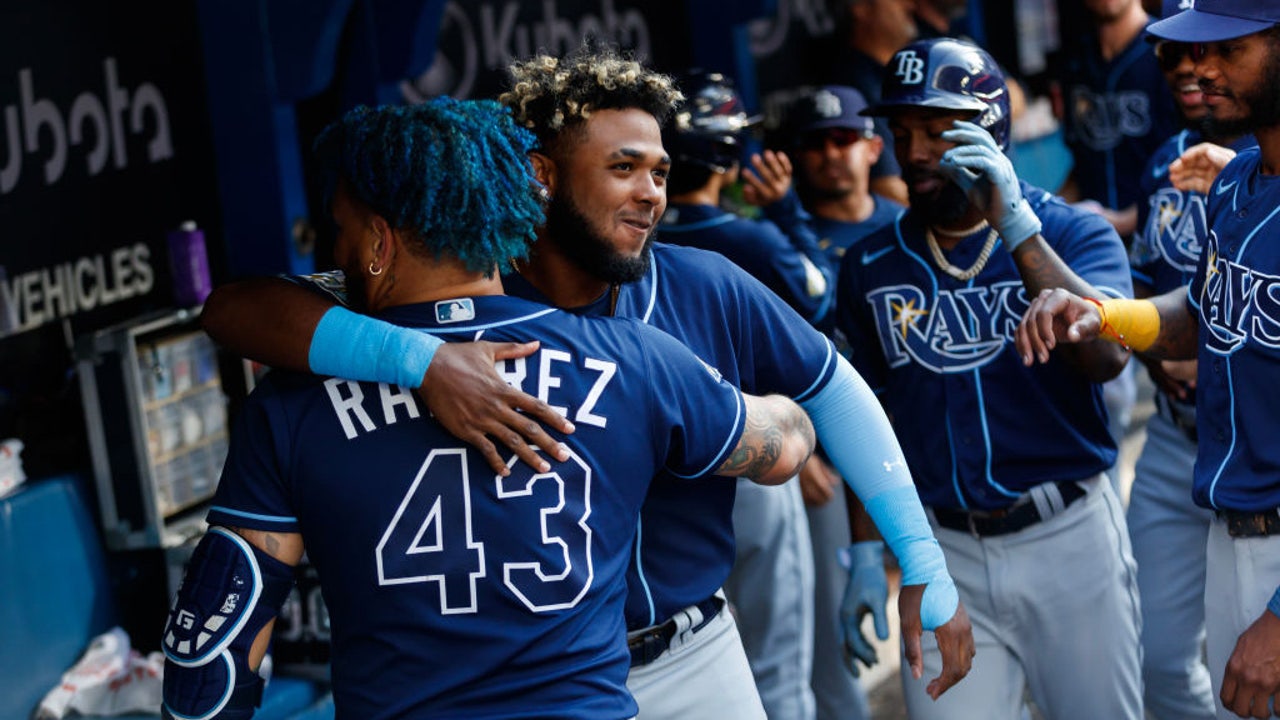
[784,83,906,720]
[1056,0,1179,231]
[657,70,829,720]
[1019,3,1280,717]
[787,85,905,271]
[160,98,817,720]
[1126,4,1256,716]
[660,71,834,325]
[202,46,975,718]
[836,38,1143,719]
[824,0,916,206]
[1053,0,1180,488]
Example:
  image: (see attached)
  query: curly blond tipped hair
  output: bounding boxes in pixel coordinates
[499,45,684,156]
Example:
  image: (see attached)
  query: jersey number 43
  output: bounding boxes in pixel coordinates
[375,447,594,615]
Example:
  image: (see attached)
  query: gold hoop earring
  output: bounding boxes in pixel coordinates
[368,261,383,276]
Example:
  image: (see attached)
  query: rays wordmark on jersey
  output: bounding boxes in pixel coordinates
[867,280,1027,372]
[1069,87,1151,151]
[1141,188,1207,273]
[1200,232,1280,355]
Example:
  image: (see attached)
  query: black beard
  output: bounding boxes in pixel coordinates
[906,171,970,227]
[546,190,653,285]
[1202,46,1280,138]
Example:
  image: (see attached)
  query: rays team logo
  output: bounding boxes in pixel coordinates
[1068,87,1152,151]
[866,281,1027,372]
[894,51,925,85]
[1198,232,1280,355]
[811,89,843,118]
[1139,187,1208,273]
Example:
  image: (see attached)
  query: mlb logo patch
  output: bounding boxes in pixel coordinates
[436,298,476,323]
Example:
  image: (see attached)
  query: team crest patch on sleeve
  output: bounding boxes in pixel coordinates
[435,298,476,323]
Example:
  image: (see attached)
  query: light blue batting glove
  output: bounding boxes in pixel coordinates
[939,120,1042,251]
[838,540,890,675]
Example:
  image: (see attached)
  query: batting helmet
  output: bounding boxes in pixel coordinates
[863,38,1011,151]
[664,72,760,172]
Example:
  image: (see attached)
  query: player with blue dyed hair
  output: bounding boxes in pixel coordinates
[311,99,543,275]
[201,45,974,718]
[161,97,816,720]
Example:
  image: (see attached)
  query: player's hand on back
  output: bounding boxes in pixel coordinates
[420,341,573,476]
[741,150,794,207]
[899,585,975,700]
[1015,288,1104,366]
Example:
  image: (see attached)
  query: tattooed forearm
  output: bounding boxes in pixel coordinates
[717,394,815,484]
[1014,238,1130,381]
[721,411,786,479]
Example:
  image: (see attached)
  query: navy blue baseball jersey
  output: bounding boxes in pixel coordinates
[659,198,833,325]
[503,243,838,628]
[1058,21,1178,211]
[293,244,839,631]
[206,294,747,719]
[1133,130,1258,295]
[836,182,1133,510]
[1188,148,1280,512]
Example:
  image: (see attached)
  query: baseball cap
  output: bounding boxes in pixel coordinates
[787,86,875,136]
[1148,0,1280,42]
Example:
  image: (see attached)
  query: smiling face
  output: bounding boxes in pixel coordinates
[1156,41,1207,123]
[889,108,974,227]
[545,108,669,284]
[1194,28,1280,138]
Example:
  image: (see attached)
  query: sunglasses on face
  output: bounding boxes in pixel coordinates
[1154,40,1194,71]
[799,127,866,152]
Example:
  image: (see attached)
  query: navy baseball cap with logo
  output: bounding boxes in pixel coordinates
[788,86,875,136]
[1148,0,1280,42]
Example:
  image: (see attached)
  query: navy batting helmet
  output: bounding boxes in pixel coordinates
[863,38,1011,151]
[664,72,760,172]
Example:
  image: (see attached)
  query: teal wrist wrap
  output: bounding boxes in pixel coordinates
[309,306,442,388]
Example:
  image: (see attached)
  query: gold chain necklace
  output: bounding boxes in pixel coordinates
[925,221,999,281]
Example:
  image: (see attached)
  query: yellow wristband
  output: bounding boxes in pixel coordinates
[1092,298,1160,352]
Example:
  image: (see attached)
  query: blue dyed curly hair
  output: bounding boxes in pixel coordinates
[315,97,544,275]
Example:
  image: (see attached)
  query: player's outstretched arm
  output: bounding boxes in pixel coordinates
[715,393,815,485]
[938,120,1128,382]
[798,355,973,694]
[202,277,572,475]
[1016,285,1199,366]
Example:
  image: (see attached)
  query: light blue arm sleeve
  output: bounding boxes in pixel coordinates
[800,355,959,630]
[309,306,442,388]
